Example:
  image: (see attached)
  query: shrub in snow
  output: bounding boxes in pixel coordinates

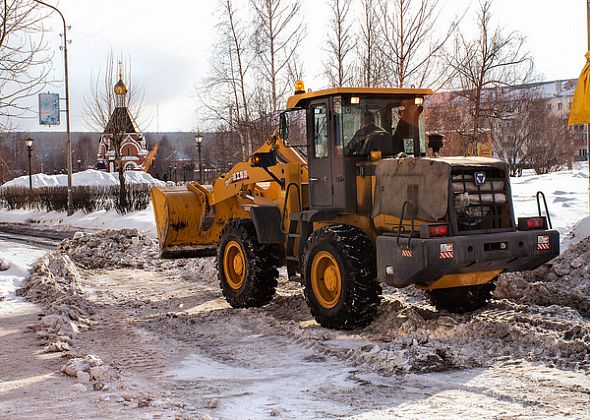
[0,184,152,214]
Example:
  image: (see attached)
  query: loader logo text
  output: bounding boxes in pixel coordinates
[226,170,249,186]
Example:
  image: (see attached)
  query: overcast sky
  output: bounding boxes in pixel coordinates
[14,0,590,132]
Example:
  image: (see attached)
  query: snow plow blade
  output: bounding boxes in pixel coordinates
[150,184,217,258]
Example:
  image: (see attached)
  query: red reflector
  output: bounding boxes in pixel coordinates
[429,224,449,237]
[527,217,545,230]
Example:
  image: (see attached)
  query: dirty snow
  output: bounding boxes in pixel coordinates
[0,227,588,418]
[496,235,590,318]
[1,162,590,418]
[57,229,158,269]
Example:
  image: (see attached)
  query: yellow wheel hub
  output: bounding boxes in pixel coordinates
[310,251,342,309]
[223,240,246,289]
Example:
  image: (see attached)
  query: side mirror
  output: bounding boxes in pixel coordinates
[251,151,277,168]
[279,112,289,141]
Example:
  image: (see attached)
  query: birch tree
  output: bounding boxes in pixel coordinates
[200,0,254,160]
[356,0,383,87]
[378,0,460,88]
[324,0,355,87]
[251,0,305,112]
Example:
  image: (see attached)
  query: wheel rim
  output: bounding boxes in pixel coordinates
[223,240,246,289]
[310,251,342,309]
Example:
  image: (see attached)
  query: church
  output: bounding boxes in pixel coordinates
[95,72,149,172]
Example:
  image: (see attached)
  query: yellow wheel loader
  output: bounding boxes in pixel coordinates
[151,82,559,330]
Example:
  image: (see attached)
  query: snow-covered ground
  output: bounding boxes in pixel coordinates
[0,169,160,236]
[511,162,589,245]
[0,204,156,236]
[0,241,46,314]
[1,164,590,418]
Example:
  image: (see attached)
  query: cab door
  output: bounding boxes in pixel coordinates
[308,102,333,207]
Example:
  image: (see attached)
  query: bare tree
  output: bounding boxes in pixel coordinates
[82,51,145,132]
[251,0,305,112]
[0,0,51,130]
[445,0,533,155]
[324,0,355,87]
[199,0,256,161]
[378,0,460,89]
[84,53,145,211]
[356,0,383,87]
[526,110,575,174]
[488,86,540,176]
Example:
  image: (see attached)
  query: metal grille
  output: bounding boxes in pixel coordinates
[451,168,511,234]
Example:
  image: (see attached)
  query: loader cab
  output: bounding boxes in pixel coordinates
[282,86,432,212]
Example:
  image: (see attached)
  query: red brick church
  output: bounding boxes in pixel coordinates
[96,72,149,172]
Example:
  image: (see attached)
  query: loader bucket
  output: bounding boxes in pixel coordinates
[150,184,216,258]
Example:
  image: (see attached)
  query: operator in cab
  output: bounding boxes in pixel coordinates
[344,111,387,156]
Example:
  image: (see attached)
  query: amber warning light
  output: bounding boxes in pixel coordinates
[294,80,305,95]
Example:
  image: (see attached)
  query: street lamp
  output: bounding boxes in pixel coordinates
[77,159,81,172]
[32,0,73,215]
[195,131,203,183]
[25,137,34,190]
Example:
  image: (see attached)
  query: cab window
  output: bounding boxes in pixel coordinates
[313,105,328,158]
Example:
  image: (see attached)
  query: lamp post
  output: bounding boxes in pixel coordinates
[77,159,81,172]
[195,131,203,183]
[25,137,34,190]
[32,0,73,215]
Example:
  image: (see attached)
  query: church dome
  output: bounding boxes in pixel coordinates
[114,76,128,95]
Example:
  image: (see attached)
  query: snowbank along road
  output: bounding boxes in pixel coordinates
[1,228,590,419]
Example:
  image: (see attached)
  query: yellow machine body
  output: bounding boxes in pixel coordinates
[151,86,514,290]
[151,134,309,257]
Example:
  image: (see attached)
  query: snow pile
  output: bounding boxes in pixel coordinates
[17,253,94,352]
[1,169,165,189]
[510,162,588,242]
[57,229,159,269]
[0,243,47,312]
[178,257,218,282]
[562,215,590,249]
[62,354,115,392]
[496,236,590,317]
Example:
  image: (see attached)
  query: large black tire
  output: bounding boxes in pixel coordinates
[217,220,280,308]
[303,225,381,330]
[427,281,496,313]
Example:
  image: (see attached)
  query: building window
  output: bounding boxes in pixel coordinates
[558,102,562,111]
[547,103,552,110]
